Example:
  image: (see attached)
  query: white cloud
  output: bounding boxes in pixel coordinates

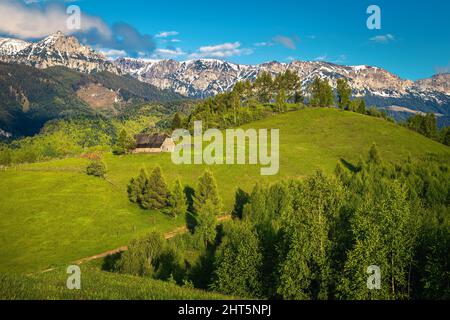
[254,41,274,47]
[100,49,128,60]
[155,31,179,38]
[189,42,253,59]
[0,0,111,39]
[152,47,186,59]
[198,42,241,53]
[0,1,156,57]
[369,34,395,44]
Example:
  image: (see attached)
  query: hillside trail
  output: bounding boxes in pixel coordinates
[36,214,231,275]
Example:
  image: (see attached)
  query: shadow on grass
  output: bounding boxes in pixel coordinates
[340,158,359,173]
[101,252,122,272]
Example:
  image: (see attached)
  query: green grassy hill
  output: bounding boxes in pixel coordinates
[0,108,448,275]
[0,265,233,300]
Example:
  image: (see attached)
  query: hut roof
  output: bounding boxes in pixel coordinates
[135,134,170,148]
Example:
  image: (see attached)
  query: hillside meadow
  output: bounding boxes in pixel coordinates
[0,108,448,274]
[0,264,233,300]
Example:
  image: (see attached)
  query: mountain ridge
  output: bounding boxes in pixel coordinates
[0,31,120,74]
[0,32,449,126]
[114,57,450,126]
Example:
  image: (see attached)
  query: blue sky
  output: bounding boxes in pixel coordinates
[1,0,450,80]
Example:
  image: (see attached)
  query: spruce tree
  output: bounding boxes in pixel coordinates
[193,170,222,215]
[128,168,148,204]
[309,78,334,107]
[119,232,166,277]
[169,179,188,218]
[141,167,170,210]
[357,99,367,114]
[254,71,274,103]
[336,78,352,110]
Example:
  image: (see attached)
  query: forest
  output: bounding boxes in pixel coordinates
[100,145,449,300]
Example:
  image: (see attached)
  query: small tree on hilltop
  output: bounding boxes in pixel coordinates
[141,167,170,210]
[336,78,352,110]
[357,99,367,114]
[309,77,334,107]
[169,179,188,218]
[194,170,222,215]
[254,71,274,103]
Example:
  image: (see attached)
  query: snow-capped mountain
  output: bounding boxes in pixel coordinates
[114,57,438,100]
[115,58,450,125]
[0,38,31,56]
[0,31,120,74]
[0,32,448,125]
[115,58,257,98]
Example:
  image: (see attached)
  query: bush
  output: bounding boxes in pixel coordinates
[86,160,107,178]
[118,232,166,277]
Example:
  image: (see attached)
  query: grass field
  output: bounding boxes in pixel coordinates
[0,108,448,275]
[0,264,234,300]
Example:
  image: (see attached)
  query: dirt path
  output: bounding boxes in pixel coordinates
[37,214,231,274]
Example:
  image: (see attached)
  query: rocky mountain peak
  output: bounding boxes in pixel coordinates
[0,32,119,74]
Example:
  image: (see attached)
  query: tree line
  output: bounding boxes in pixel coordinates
[177,72,450,147]
[406,113,450,146]
[127,167,221,220]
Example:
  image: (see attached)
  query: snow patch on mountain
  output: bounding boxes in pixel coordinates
[0,31,120,74]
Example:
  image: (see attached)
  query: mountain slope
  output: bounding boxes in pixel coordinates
[0,63,185,137]
[0,62,94,136]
